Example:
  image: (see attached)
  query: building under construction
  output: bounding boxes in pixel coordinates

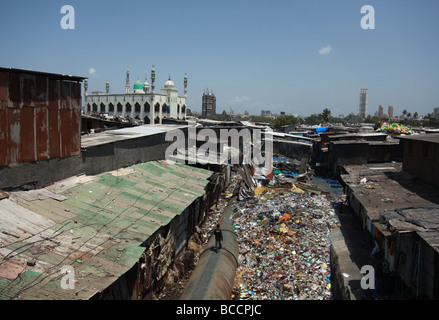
[202,88,216,118]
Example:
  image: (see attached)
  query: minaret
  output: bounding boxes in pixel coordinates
[143,73,149,93]
[84,79,88,96]
[106,81,110,93]
[125,67,130,94]
[151,65,156,93]
[184,73,188,97]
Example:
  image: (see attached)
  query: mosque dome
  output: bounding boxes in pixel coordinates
[133,80,143,90]
[164,75,175,88]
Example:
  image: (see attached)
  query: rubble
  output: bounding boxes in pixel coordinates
[231,157,342,300]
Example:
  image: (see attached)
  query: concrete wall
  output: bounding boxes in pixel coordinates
[273,140,313,160]
[81,131,175,176]
[0,155,83,190]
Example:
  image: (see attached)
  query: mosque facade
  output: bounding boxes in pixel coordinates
[83,66,187,124]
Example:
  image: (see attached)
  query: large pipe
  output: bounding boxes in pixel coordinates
[180,199,239,300]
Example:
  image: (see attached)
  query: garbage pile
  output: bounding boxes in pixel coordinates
[376,122,413,134]
[231,175,340,300]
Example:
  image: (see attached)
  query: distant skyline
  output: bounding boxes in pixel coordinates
[1,0,438,117]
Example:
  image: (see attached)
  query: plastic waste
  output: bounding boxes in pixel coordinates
[231,179,341,300]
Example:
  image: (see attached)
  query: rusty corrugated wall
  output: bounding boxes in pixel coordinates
[0,68,84,167]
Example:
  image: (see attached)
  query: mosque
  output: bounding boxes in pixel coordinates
[83,66,187,124]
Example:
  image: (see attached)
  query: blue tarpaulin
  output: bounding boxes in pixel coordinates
[316,126,331,133]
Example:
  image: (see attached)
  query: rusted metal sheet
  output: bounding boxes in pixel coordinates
[0,72,8,101]
[60,109,73,158]
[0,108,7,166]
[48,109,61,158]
[22,73,36,106]
[0,190,9,200]
[48,78,59,110]
[8,72,21,108]
[35,107,49,160]
[71,81,81,110]
[0,69,85,167]
[35,75,48,108]
[60,109,80,157]
[20,106,35,161]
[61,80,71,109]
[6,108,21,164]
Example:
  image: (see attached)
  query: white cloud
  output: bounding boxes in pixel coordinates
[88,67,97,75]
[319,45,332,55]
[231,96,250,104]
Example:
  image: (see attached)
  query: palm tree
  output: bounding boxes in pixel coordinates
[321,108,331,123]
[402,109,407,118]
[413,112,418,119]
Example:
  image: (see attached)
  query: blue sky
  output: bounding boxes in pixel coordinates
[1,0,438,117]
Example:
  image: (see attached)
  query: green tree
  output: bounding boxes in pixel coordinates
[321,108,331,123]
[344,113,363,124]
[273,115,300,130]
[249,115,275,124]
[365,115,379,124]
[304,113,322,125]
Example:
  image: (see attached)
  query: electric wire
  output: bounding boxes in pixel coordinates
[5,164,193,299]
[1,162,198,299]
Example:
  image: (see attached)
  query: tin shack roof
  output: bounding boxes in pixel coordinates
[380,206,439,253]
[398,133,439,144]
[0,161,212,300]
[0,67,86,81]
[81,124,187,148]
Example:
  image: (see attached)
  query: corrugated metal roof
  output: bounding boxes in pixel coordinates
[398,133,439,144]
[0,161,212,300]
[0,67,86,81]
[80,124,188,148]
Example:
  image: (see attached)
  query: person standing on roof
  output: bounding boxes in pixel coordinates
[214,224,223,252]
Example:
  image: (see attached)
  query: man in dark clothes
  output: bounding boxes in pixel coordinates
[214,224,223,252]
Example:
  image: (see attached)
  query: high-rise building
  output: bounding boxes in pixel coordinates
[359,88,368,118]
[388,105,394,118]
[202,88,216,118]
[378,105,383,118]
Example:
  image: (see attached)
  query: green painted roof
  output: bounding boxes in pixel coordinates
[0,161,212,300]
[133,80,143,90]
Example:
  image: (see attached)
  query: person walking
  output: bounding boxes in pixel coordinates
[214,224,223,252]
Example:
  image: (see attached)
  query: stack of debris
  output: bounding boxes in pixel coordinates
[237,155,312,201]
[229,155,342,300]
[231,188,340,300]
